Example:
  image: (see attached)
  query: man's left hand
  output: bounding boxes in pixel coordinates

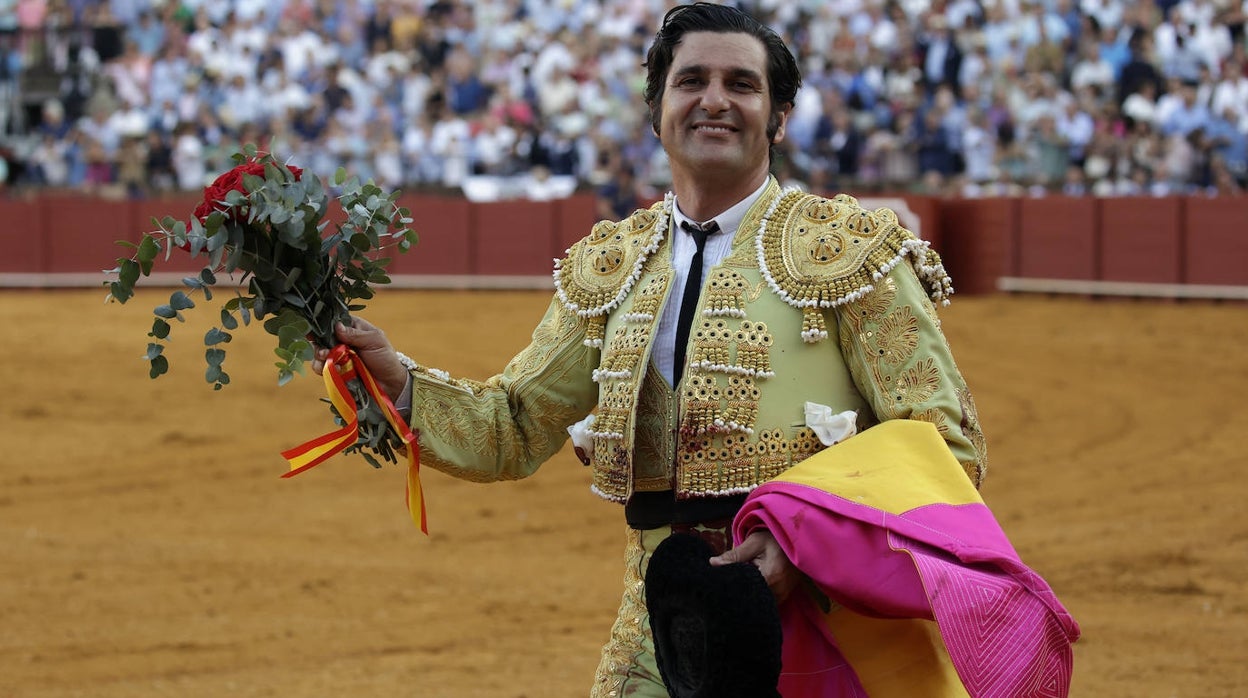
[709,530,800,603]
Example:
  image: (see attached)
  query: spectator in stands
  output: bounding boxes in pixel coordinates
[916,102,960,180]
[27,131,71,186]
[1123,79,1162,129]
[1028,113,1072,189]
[1211,55,1248,127]
[918,12,962,99]
[170,120,205,191]
[471,110,518,176]
[144,130,174,193]
[596,161,639,220]
[961,105,998,185]
[1070,37,1117,98]
[1207,103,1248,180]
[1162,78,1213,135]
[1119,32,1166,107]
[812,100,864,187]
[1057,96,1096,165]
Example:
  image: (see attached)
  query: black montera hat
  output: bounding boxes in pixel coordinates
[644,533,783,698]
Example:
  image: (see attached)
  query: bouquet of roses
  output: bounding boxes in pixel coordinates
[106,145,426,530]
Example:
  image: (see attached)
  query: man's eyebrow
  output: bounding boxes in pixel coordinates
[670,65,765,83]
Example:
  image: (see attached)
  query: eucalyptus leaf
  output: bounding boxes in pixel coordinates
[207,227,227,252]
[149,355,169,378]
[170,291,195,311]
[110,281,133,304]
[206,348,226,367]
[204,328,232,345]
[119,259,140,287]
[150,318,170,339]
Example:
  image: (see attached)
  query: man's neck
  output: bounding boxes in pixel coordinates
[670,170,771,222]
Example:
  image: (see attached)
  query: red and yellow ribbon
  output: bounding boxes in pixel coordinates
[280,344,427,534]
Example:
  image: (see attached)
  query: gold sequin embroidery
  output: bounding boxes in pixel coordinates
[703,269,749,318]
[591,529,649,697]
[890,357,942,410]
[872,306,920,365]
[554,200,670,338]
[756,191,953,344]
[957,386,988,486]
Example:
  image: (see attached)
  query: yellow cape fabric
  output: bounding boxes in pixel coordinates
[775,420,977,697]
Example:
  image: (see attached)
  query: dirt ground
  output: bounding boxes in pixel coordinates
[1,287,1245,697]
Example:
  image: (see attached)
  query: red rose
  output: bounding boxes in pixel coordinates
[192,161,304,221]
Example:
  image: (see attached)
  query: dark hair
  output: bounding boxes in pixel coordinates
[643,3,801,147]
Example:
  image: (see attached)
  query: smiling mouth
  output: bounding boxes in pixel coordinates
[692,124,736,135]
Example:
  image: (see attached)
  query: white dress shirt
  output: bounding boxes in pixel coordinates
[652,178,771,386]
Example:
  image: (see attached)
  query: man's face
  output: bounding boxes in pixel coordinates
[655,31,788,185]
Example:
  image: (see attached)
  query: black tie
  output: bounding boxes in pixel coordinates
[673,219,720,386]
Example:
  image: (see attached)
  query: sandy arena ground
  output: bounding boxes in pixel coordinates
[1,287,1245,697]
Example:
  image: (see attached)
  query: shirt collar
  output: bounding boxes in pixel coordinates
[672,177,771,239]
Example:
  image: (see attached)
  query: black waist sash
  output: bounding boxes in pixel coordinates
[624,490,748,530]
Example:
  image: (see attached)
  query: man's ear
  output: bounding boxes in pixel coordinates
[771,104,793,144]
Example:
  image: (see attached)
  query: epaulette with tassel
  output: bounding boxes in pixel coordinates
[755,190,954,343]
[553,195,672,348]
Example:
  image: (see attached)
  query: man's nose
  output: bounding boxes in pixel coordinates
[700,80,731,113]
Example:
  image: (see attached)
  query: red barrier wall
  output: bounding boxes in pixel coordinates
[472,199,560,276]
[1184,197,1248,286]
[1099,197,1184,284]
[0,196,48,273]
[42,194,137,274]
[387,195,472,276]
[937,197,1019,295]
[1017,197,1098,280]
[4,192,1248,293]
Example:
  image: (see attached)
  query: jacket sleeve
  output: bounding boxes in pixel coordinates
[402,296,602,482]
[833,263,988,486]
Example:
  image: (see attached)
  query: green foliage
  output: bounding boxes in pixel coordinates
[106,147,418,462]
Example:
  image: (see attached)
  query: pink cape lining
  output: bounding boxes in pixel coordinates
[735,481,1081,698]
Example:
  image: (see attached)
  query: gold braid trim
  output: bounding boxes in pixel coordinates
[755,190,954,343]
[553,197,671,348]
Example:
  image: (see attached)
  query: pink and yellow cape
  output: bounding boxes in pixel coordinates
[735,420,1080,697]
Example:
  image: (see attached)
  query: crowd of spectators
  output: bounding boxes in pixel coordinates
[0,0,1246,203]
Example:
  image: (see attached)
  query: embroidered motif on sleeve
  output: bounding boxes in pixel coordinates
[873,306,921,365]
[891,358,942,409]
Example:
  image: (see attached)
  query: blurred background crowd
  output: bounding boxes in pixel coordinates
[1,0,1246,210]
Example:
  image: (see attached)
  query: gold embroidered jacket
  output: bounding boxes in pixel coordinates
[403,179,987,503]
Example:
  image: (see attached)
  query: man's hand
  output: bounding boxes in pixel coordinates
[312,317,409,402]
[709,529,800,603]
